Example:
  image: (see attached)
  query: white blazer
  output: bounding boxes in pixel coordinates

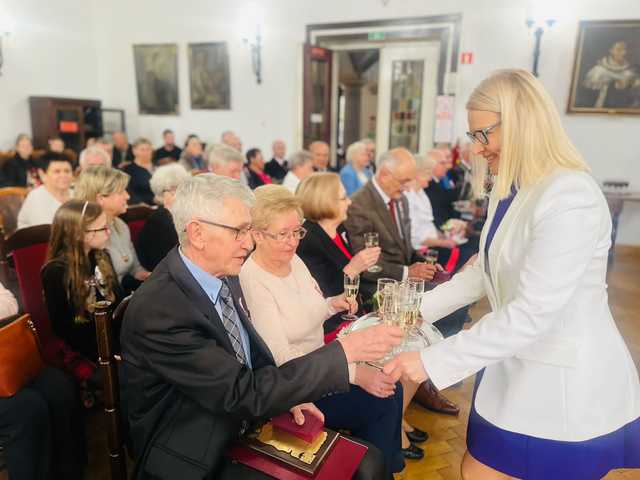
[420,169,640,442]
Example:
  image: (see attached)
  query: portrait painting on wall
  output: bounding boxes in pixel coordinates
[133,44,179,115]
[188,42,231,110]
[568,20,640,114]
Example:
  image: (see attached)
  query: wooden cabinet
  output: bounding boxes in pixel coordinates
[29,96,103,152]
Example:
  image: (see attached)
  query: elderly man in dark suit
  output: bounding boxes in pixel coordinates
[344,147,460,417]
[120,173,403,480]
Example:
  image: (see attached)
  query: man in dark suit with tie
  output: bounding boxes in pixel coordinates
[344,148,461,417]
[120,173,403,479]
[264,139,288,182]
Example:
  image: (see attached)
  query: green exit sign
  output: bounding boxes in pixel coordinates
[368,32,386,41]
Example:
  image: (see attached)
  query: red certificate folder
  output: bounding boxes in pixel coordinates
[227,435,367,479]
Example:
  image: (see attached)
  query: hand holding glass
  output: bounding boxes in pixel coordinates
[364,232,383,273]
[342,273,360,322]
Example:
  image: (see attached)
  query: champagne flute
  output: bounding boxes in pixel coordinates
[364,232,382,273]
[376,278,397,324]
[342,273,360,322]
[406,277,425,335]
[424,249,439,266]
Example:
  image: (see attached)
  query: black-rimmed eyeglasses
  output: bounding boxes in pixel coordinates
[195,218,253,241]
[466,121,501,145]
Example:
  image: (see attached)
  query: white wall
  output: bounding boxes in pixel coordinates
[1,0,638,244]
[0,0,101,148]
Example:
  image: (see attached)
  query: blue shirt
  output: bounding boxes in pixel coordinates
[179,249,252,368]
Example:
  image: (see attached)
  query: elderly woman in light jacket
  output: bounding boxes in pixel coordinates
[384,69,640,480]
[339,141,373,196]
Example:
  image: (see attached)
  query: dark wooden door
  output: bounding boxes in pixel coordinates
[303,44,333,148]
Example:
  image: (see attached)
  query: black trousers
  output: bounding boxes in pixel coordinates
[0,366,86,480]
[216,435,391,480]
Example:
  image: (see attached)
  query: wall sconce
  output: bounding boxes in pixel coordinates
[241,3,263,85]
[526,1,556,77]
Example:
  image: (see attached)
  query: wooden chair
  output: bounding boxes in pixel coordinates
[120,205,155,244]
[0,187,28,238]
[94,296,131,480]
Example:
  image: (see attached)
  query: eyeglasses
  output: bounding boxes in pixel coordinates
[466,121,501,145]
[386,167,413,188]
[196,218,253,241]
[261,226,307,243]
[86,226,110,234]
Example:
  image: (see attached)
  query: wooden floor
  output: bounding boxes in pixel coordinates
[2,247,639,480]
[398,245,640,480]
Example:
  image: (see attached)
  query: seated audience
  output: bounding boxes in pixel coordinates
[246,147,272,189]
[136,163,189,271]
[221,130,242,152]
[154,128,182,165]
[0,133,40,188]
[360,137,376,167]
[95,137,114,162]
[120,173,403,479]
[17,152,73,229]
[78,145,112,172]
[206,143,244,179]
[264,139,288,182]
[296,174,427,457]
[282,150,314,193]
[179,134,206,171]
[42,200,124,366]
[111,131,134,168]
[240,184,406,471]
[344,147,461,418]
[309,140,333,172]
[340,141,373,196]
[75,166,150,293]
[122,137,155,205]
[0,284,86,480]
[47,136,65,153]
[424,149,461,228]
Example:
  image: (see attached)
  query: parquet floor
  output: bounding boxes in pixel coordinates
[398,245,640,480]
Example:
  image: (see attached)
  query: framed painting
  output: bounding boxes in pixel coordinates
[133,44,179,115]
[188,42,231,110]
[568,20,640,114]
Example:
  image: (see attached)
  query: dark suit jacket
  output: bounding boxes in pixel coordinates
[246,169,270,190]
[120,247,350,479]
[297,221,352,298]
[122,162,154,205]
[113,144,134,168]
[344,181,420,282]
[424,178,460,229]
[264,158,288,181]
[135,206,178,271]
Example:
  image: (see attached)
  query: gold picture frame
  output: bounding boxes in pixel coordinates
[567,20,640,115]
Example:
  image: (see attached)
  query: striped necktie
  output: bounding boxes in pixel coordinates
[219,278,247,365]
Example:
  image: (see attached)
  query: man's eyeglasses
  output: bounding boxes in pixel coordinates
[196,218,253,241]
[261,227,307,243]
[466,121,501,145]
[387,168,413,188]
[86,226,110,234]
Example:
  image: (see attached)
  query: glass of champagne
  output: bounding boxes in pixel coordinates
[424,249,439,266]
[342,273,360,322]
[364,232,382,273]
[376,278,396,324]
[406,277,425,335]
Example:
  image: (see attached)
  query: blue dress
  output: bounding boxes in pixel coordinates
[467,187,640,479]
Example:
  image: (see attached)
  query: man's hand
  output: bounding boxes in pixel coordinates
[408,262,437,280]
[338,324,404,363]
[354,364,396,398]
[290,402,324,425]
[383,351,429,384]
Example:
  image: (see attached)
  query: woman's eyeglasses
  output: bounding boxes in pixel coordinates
[261,227,307,243]
[466,121,501,145]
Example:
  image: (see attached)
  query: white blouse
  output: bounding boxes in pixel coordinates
[405,189,439,250]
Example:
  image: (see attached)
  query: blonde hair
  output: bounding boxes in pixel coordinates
[75,166,130,201]
[466,69,588,198]
[297,173,342,221]
[251,184,303,231]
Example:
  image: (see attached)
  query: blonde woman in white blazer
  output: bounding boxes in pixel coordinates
[384,69,640,480]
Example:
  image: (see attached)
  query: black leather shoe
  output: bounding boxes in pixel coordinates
[402,443,424,460]
[406,427,428,443]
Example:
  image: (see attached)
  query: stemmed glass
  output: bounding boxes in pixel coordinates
[376,278,397,325]
[424,249,439,266]
[342,273,360,322]
[364,232,382,273]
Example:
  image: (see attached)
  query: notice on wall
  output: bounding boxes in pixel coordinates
[434,95,455,144]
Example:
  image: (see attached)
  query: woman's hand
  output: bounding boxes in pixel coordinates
[355,364,397,398]
[135,270,151,281]
[344,247,381,277]
[338,324,404,363]
[290,402,325,425]
[383,351,429,384]
[328,293,357,315]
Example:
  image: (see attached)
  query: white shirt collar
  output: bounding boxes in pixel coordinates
[371,176,391,204]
